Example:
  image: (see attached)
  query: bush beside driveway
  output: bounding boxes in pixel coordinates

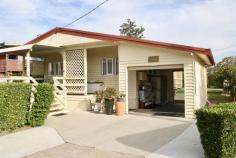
[0,83,53,133]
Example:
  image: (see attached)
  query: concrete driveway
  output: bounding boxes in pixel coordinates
[34,110,193,157]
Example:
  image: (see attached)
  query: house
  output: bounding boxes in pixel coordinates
[0,27,214,118]
[0,42,19,49]
[0,43,23,76]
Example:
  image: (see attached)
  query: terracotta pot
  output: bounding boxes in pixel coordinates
[115,101,125,116]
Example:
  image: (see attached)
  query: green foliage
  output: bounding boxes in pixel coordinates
[0,83,31,131]
[196,103,236,158]
[207,89,231,104]
[119,19,145,38]
[28,83,54,127]
[208,56,236,88]
[103,88,118,99]
[208,56,236,99]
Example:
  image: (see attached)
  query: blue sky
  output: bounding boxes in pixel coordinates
[0,0,235,62]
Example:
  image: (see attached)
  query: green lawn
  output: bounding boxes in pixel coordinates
[207,89,232,104]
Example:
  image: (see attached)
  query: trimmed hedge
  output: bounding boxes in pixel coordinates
[0,83,31,131]
[28,83,54,127]
[196,103,236,158]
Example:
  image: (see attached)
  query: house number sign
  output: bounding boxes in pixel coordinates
[148,56,159,63]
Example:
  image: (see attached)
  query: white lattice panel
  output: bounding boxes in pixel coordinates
[65,79,85,84]
[65,49,86,94]
[66,49,85,78]
[66,86,85,93]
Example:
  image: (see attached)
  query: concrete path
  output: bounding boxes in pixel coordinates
[24,143,143,158]
[0,110,196,158]
[43,110,193,156]
[146,123,204,158]
[0,126,64,158]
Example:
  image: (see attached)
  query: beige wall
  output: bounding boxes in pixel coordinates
[37,33,101,47]
[118,42,196,117]
[128,70,138,109]
[87,46,119,90]
[184,62,195,118]
[194,60,208,109]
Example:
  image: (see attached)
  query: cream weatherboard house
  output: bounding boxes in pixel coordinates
[0,27,214,118]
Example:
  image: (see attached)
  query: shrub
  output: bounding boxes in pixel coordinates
[196,103,236,158]
[0,83,31,131]
[103,88,118,99]
[28,83,54,127]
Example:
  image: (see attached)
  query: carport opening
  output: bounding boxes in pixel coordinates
[128,69,185,117]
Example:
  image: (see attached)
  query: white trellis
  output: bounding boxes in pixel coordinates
[65,49,87,94]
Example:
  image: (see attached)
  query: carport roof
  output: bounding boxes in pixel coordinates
[0,44,62,54]
[26,27,215,65]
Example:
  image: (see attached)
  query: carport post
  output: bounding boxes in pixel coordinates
[125,67,129,114]
[26,50,31,77]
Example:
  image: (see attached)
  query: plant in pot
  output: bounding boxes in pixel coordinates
[93,90,104,112]
[103,88,118,115]
[115,92,126,116]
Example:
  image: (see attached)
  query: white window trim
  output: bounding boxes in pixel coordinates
[48,62,63,76]
[48,63,52,76]
[106,58,113,75]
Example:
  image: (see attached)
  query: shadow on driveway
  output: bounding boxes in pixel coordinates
[116,123,190,152]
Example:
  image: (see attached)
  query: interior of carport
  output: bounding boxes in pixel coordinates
[127,65,185,117]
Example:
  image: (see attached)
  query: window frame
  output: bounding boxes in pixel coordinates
[106,58,113,75]
[101,57,119,76]
[48,62,63,76]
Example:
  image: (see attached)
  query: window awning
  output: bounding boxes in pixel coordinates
[0,44,62,54]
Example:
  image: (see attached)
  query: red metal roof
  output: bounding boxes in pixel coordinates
[26,27,214,65]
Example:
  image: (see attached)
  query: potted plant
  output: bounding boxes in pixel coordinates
[103,88,118,115]
[115,92,126,116]
[93,90,103,112]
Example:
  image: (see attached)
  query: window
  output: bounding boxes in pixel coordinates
[48,62,63,76]
[8,55,17,60]
[106,58,113,75]
[102,58,118,75]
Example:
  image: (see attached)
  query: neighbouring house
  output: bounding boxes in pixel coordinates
[0,27,214,118]
[0,42,19,49]
[0,43,23,76]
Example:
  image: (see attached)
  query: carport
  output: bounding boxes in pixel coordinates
[127,64,185,117]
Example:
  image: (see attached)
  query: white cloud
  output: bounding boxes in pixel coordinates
[0,0,235,62]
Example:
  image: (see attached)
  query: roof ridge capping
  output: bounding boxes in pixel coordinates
[25,27,214,65]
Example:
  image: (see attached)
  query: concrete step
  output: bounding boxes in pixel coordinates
[66,95,95,111]
[50,102,64,111]
[50,106,64,111]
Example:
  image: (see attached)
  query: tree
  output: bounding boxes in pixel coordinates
[208,56,236,100]
[119,19,145,38]
[208,56,236,88]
